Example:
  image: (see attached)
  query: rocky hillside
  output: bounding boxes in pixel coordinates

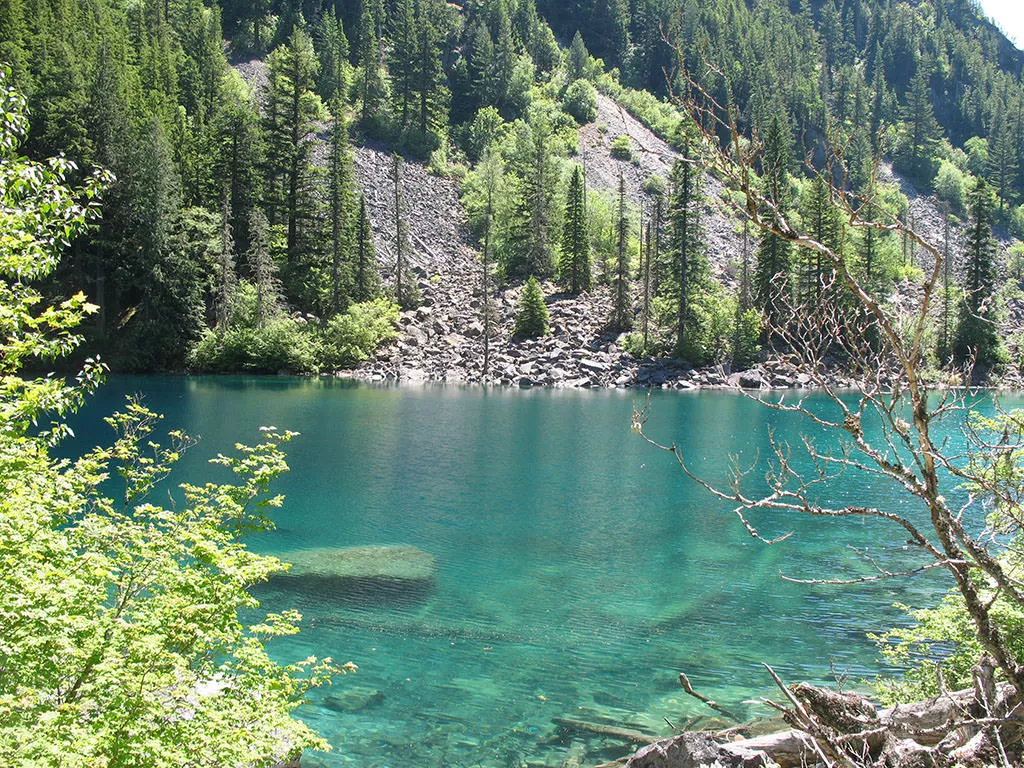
[239,58,1024,390]
[352,94,757,390]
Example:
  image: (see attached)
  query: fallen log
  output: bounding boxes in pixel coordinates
[553,717,659,745]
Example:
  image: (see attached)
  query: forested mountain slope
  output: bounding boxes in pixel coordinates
[1,0,1023,383]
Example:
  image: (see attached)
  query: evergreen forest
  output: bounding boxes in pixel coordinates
[1,0,1023,375]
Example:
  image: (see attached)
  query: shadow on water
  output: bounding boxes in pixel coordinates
[259,572,436,607]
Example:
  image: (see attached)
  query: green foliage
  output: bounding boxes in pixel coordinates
[559,165,591,294]
[953,178,1002,368]
[189,282,317,373]
[876,409,1024,702]
[934,160,967,214]
[562,79,597,124]
[319,299,399,369]
[609,134,632,160]
[731,308,762,370]
[665,146,709,359]
[502,110,564,278]
[754,115,794,330]
[0,80,341,764]
[1012,206,1024,240]
[643,174,666,196]
[464,106,509,163]
[513,275,549,338]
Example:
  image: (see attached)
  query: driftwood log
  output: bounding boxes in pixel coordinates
[554,717,659,745]
[616,662,1023,768]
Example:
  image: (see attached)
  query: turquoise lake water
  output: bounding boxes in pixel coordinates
[66,378,1001,768]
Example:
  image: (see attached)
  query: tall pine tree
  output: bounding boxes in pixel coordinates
[953,177,1000,369]
[754,114,794,332]
[559,165,591,294]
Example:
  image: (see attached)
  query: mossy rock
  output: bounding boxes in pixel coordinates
[273,544,436,604]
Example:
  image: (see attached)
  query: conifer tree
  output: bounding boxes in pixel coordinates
[465,18,496,111]
[390,0,417,130]
[953,177,1000,368]
[987,105,1018,216]
[514,275,549,338]
[901,64,939,180]
[113,117,204,368]
[263,25,319,262]
[492,3,515,112]
[211,73,263,257]
[754,114,794,330]
[315,9,349,102]
[390,153,419,310]
[559,165,591,294]
[938,205,954,362]
[479,148,503,378]
[247,207,279,328]
[413,0,447,137]
[666,148,705,357]
[796,175,842,305]
[352,195,381,302]
[356,0,388,135]
[505,115,558,277]
[610,169,632,331]
[567,31,591,82]
[641,193,663,352]
[328,91,354,315]
[215,188,237,329]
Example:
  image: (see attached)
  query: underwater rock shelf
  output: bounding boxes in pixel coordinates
[273,544,437,603]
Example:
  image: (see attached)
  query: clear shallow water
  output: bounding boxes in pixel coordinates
[66,378,997,768]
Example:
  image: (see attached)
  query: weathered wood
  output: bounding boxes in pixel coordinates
[678,672,739,721]
[719,729,816,768]
[879,682,1015,745]
[554,717,658,745]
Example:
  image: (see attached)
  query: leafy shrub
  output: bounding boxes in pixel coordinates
[610,134,632,160]
[643,174,666,196]
[464,106,508,163]
[562,79,597,124]
[320,299,399,369]
[0,71,339,765]
[513,276,549,338]
[934,160,966,213]
[1011,204,1024,239]
[1007,242,1024,282]
[189,317,319,373]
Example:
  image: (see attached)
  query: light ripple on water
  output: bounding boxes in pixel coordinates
[64,377,1000,768]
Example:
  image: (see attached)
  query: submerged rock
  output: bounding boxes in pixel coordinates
[322,686,386,713]
[273,544,436,603]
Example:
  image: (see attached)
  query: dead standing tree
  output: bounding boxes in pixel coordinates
[632,56,1024,767]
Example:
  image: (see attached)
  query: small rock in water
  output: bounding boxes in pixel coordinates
[321,687,386,713]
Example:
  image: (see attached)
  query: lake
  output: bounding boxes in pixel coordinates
[68,377,981,768]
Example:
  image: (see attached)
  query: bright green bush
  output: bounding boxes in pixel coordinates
[320,299,399,369]
[610,134,632,160]
[933,160,966,213]
[562,79,597,124]
[190,317,320,373]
